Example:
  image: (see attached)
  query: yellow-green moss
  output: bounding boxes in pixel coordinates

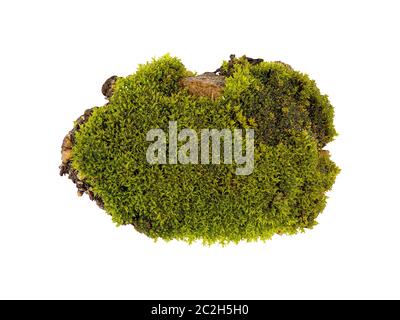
[71,54,339,244]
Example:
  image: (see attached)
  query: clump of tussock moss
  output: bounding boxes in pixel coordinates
[65,54,339,244]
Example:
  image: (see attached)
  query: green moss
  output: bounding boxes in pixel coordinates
[71,54,339,244]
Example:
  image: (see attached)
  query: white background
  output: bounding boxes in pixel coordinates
[0,0,399,300]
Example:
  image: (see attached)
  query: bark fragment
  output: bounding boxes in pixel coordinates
[181,72,225,99]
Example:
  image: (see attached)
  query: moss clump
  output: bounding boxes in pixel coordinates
[64,54,340,244]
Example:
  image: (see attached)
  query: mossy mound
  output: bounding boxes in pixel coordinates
[61,54,340,244]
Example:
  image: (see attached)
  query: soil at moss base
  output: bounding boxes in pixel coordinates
[59,107,105,208]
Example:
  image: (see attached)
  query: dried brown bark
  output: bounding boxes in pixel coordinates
[181,72,225,99]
